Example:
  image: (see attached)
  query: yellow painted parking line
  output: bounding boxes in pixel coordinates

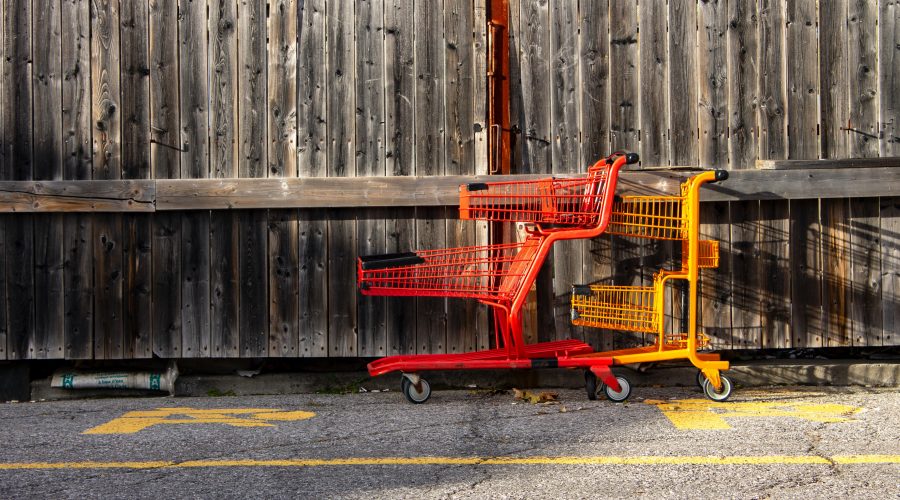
[644,399,862,430]
[83,408,317,434]
[0,455,897,470]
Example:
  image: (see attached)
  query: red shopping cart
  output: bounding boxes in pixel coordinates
[358,152,638,403]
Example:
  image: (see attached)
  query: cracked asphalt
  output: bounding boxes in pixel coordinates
[0,385,897,499]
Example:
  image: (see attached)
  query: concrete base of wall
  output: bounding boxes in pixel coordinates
[26,359,900,401]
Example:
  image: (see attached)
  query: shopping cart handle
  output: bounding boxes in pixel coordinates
[714,170,729,182]
[625,152,640,165]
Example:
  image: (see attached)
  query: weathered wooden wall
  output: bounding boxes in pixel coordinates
[0,0,897,360]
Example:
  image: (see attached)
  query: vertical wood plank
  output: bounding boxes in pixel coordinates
[268,0,299,357]
[849,199,882,347]
[327,0,358,356]
[758,200,790,348]
[638,0,668,167]
[179,0,210,358]
[880,197,898,346]
[785,0,819,160]
[790,199,824,347]
[550,0,582,341]
[819,0,849,159]
[92,0,123,359]
[519,0,551,174]
[384,0,416,355]
[413,0,446,354]
[609,0,639,154]
[62,0,93,359]
[33,0,65,359]
[121,0,152,358]
[727,0,759,170]
[444,0,476,354]
[698,0,728,168]
[209,0,240,357]
[2,0,34,361]
[298,0,328,357]
[473,0,491,351]
[150,0,182,357]
[669,0,698,167]
[356,0,387,357]
[848,0,879,158]
[730,201,760,348]
[757,0,786,160]
[700,202,733,349]
[819,1,851,347]
[580,1,611,350]
[880,1,900,346]
[238,0,268,357]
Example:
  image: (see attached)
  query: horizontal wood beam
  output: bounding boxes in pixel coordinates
[0,167,896,213]
[755,157,900,170]
[0,180,155,212]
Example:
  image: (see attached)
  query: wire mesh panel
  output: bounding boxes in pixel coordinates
[358,237,542,302]
[607,195,686,240]
[691,239,720,268]
[459,168,610,226]
[570,284,660,334]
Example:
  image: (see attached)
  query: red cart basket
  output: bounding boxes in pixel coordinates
[358,152,638,403]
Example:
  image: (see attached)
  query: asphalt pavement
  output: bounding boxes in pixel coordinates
[0,386,897,499]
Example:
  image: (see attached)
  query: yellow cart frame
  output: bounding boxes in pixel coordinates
[571,170,733,401]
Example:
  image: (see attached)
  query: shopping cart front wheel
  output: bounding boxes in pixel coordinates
[603,376,631,402]
[401,375,432,404]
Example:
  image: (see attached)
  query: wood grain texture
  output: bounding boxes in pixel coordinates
[819,0,849,159]
[414,1,447,354]
[609,0,638,155]
[847,0,879,157]
[149,0,181,357]
[209,0,239,357]
[519,0,551,173]
[822,198,851,346]
[638,0,668,167]
[668,0,697,167]
[727,0,759,169]
[383,0,416,355]
[550,0,582,341]
[730,201,760,349]
[700,202,733,349]
[880,197,899,346]
[758,0,787,160]
[297,0,327,358]
[269,209,299,356]
[758,200,791,348]
[790,199,824,347]
[849,198,882,346]
[32,0,64,359]
[356,0,387,358]
[327,0,358,357]
[880,1,900,156]
[121,0,152,358]
[698,0,729,168]
[785,0,819,160]
[444,0,476,354]
[61,0,93,357]
[237,0,267,357]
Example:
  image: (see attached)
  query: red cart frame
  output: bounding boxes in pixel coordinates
[358,153,638,403]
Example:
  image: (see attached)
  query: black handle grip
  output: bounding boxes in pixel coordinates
[625,153,640,165]
[714,170,729,181]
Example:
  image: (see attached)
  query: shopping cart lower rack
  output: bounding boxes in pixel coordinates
[570,169,734,401]
[358,152,639,403]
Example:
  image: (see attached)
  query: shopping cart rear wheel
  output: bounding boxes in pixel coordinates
[401,377,432,404]
[603,376,631,402]
[696,370,706,389]
[584,370,598,401]
[702,375,732,402]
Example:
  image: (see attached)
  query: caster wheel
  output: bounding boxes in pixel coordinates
[584,370,598,401]
[603,376,631,402]
[401,376,431,404]
[702,375,733,402]
[696,370,706,390]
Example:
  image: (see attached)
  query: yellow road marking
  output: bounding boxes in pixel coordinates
[83,408,316,435]
[0,455,897,470]
[644,399,861,430]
